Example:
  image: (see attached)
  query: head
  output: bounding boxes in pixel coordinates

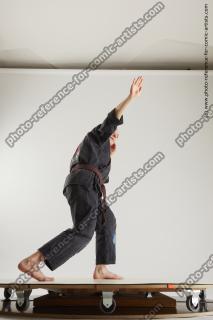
[109,128,119,155]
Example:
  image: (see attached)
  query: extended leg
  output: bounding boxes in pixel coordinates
[38,184,99,270]
[18,184,99,277]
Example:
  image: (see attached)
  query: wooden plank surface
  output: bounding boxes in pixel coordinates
[0,278,213,291]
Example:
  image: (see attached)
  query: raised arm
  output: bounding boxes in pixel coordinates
[88,76,143,146]
[115,76,143,120]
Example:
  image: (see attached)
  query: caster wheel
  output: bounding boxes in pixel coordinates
[15,290,31,312]
[99,298,116,314]
[186,295,199,312]
[4,288,13,300]
[16,297,30,311]
[27,289,32,297]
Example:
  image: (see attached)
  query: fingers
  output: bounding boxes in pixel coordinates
[130,76,143,98]
[136,76,143,85]
[132,76,143,85]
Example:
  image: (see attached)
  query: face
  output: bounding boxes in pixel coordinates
[109,129,119,147]
[109,129,119,146]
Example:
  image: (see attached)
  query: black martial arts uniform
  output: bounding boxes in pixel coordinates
[38,108,124,271]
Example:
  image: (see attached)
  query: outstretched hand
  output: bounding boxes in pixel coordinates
[130,76,143,98]
[114,76,144,121]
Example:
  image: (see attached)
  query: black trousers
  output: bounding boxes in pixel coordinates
[38,184,116,271]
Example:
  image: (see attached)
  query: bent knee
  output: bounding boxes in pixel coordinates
[75,221,96,241]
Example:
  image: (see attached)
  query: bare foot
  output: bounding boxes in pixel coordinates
[93,265,123,280]
[18,251,54,282]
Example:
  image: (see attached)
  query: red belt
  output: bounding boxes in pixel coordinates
[71,163,107,224]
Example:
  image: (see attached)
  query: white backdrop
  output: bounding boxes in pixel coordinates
[0,69,213,291]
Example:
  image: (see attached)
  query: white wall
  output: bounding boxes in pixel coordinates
[0,69,213,290]
[0,0,212,69]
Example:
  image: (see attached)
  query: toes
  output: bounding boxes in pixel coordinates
[108,273,123,280]
[45,277,54,281]
[29,272,54,282]
[93,271,123,280]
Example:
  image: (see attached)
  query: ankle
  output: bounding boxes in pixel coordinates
[28,251,44,265]
[95,264,107,272]
[36,250,45,260]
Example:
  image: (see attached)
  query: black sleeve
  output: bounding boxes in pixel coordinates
[88,108,124,145]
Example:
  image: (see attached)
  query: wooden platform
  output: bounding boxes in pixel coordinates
[1,278,213,317]
[0,277,212,290]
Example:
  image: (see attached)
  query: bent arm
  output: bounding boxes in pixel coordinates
[89,108,123,146]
